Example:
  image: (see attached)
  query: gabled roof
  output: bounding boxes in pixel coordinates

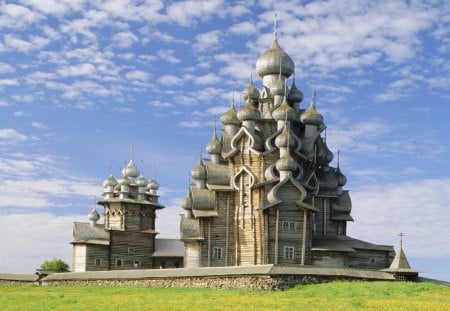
[313,235,394,252]
[72,222,110,245]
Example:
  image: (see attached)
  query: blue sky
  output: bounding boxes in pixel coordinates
[0,0,449,281]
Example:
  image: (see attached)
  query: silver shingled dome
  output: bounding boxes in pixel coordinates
[255,38,294,78]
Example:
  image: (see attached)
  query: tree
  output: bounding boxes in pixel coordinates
[39,258,70,272]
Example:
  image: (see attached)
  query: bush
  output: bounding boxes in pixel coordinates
[39,258,70,272]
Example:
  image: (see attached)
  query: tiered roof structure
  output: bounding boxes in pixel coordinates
[180,19,393,269]
[72,154,182,271]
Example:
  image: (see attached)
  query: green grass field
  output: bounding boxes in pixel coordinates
[1,281,449,310]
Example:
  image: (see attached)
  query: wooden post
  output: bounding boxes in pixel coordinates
[207,219,211,267]
[301,210,307,265]
[225,194,229,266]
[235,194,239,266]
[323,198,327,235]
[275,208,279,265]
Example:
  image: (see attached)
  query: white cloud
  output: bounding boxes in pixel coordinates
[13,111,32,117]
[0,78,18,86]
[125,70,150,81]
[0,63,15,73]
[111,31,138,48]
[326,121,390,154]
[190,73,221,85]
[31,122,48,129]
[158,74,184,86]
[0,213,84,273]
[166,0,225,27]
[348,178,450,258]
[229,21,257,35]
[0,129,28,145]
[19,0,80,16]
[57,63,96,77]
[3,34,49,53]
[0,2,43,28]
[194,30,221,52]
[113,107,134,113]
[0,100,9,107]
[149,101,174,108]
[157,49,181,64]
[178,119,203,128]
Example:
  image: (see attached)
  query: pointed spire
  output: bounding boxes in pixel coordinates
[232,85,235,109]
[199,140,203,164]
[140,160,145,176]
[399,232,405,249]
[337,149,340,168]
[130,144,134,160]
[310,86,317,109]
[152,162,156,180]
[108,160,113,175]
[274,11,278,39]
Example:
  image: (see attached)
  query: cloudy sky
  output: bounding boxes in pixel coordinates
[0,0,449,281]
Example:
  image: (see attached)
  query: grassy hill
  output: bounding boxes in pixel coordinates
[1,281,449,310]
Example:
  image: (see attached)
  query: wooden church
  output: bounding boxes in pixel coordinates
[180,24,394,269]
[71,20,396,274]
[71,159,183,272]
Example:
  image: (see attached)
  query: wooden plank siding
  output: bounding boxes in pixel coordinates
[109,231,154,270]
[85,245,110,271]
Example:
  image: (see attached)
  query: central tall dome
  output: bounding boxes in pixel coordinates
[180,21,393,269]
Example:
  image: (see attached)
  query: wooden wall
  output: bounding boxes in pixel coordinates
[85,245,109,271]
[109,231,154,270]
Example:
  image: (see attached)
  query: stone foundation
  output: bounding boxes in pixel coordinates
[44,275,383,290]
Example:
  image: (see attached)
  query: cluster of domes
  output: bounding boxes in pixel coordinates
[102,158,160,197]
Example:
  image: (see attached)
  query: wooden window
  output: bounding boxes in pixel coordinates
[94,258,101,266]
[128,247,135,255]
[289,221,295,230]
[133,260,140,268]
[213,247,222,260]
[370,258,376,264]
[284,246,294,259]
[116,259,122,267]
[282,221,296,230]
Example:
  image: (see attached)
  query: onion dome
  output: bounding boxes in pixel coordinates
[270,76,285,96]
[118,175,131,186]
[180,194,192,209]
[220,101,239,125]
[276,150,297,173]
[88,207,100,222]
[256,38,295,78]
[336,167,347,187]
[237,99,261,121]
[324,144,334,164]
[102,174,118,188]
[136,175,148,187]
[300,89,323,126]
[206,129,221,155]
[241,78,260,101]
[122,159,140,178]
[191,160,207,180]
[147,178,160,191]
[275,126,295,149]
[287,78,303,104]
[272,97,295,121]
